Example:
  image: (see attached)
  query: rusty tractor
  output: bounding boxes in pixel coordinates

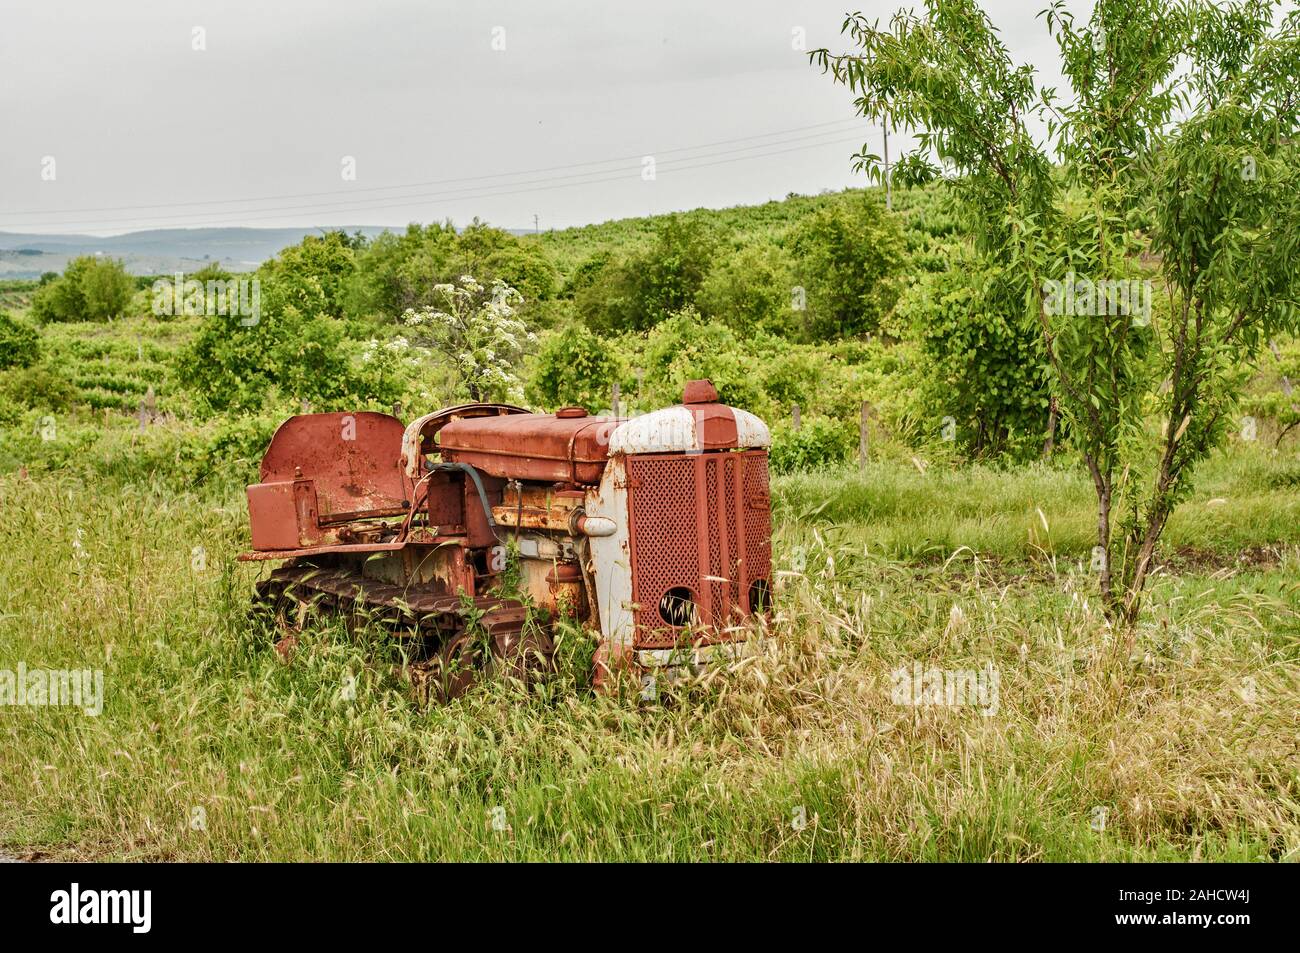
[239,379,773,698]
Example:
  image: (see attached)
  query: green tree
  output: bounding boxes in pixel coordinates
[260,231,357,320]
[576,216,719,333]
[526,323,621,412]
[697,240,798,337]
[453,222,558,303]
[79,256,134,321]
[900,262,1053,458]
[346,223,460,318]
[347,222,558,321]
[789,193,907,339]
[30,256,133,322]
[813,0,1300,623]
[179,232,398,414]
[0,311,40,369]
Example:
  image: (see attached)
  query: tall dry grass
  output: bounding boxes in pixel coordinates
[0,447,1297,860]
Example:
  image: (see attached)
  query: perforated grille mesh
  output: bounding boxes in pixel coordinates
[743,453,772,612]
[627,450,772,648]
[705,461,724,627]
[724,455,740,611]
[626,455,700,648]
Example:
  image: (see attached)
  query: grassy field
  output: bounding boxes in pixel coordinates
[1,185,1297,861]
[2,440,1297,861]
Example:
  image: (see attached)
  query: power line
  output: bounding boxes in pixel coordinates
[74,133,873,232]
[0,129,875,231]
[0,118,868,221]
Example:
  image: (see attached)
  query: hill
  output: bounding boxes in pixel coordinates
[0,226,397,279]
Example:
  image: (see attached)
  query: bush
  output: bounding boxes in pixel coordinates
[346,223,459,319]
[525,323,621,412]
[789,193,907,339]
[455,223,559,303]
[697,241,798,337]
[0,365,77,424]
[0,312,40,369]
[179,233,404,415]
[260,231,357,319]
[30,256,134,323]
[641,309,766,413]
[897,263,1051,459]
[400,276,533,403]
[347,222,558,322]
[183,414,282,485]
[767,416,856,474]
[576,216,719,333]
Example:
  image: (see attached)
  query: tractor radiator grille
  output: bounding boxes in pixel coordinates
[626,450,772,649]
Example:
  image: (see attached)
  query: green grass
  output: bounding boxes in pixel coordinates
[38,315,199,414]
[1,442,1297,861]
[775,450,1300,562]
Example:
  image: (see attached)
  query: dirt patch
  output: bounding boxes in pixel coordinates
[915,544,1290,588]
[1164,544,1289,573]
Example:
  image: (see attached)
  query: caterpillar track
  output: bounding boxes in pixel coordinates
[252,558,551,702]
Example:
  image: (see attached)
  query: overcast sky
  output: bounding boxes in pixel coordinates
[0,1,1080,236]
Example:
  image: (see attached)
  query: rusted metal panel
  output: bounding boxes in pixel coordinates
[400,402,529,478]
[439,410,617,484]
[463,473,505,548]
[625,449,772,648]
[423,470,465,529]
[238,541,407,562]
[247,481,303,551]
[259,412,408,520]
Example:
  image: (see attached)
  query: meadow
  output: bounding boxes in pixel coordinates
[1,426,1297,861]
[1,177,1297,861]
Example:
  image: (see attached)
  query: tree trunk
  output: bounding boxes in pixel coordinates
[1097,482,1114,611]
[1042,396,1058,457]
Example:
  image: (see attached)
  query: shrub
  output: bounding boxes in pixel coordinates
[348,222,558,322]
[525,323,621,412]
[767,416,856,474]
[346,223,459,319]
[697,241,798,337]
[898,264,1051,459]
[576,216,719,333]
[30,256,134,323]
[641,309,766,413]
[399,275,534,403]
[0,312,40,369]
[0,365,77,421]
[179,233,403,414]
[185,414,283,485]
[455,223,559,303]
[789,193,907,339]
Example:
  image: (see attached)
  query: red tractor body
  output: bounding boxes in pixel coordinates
[239,380,773,694]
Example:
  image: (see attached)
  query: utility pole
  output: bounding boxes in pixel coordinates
[533,213,540,234]
[883,117,892,211]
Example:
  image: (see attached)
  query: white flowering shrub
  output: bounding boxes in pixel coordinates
[401,276,536,402]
